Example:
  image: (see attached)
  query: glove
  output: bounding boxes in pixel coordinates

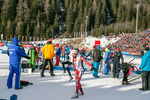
[24,56,31,59]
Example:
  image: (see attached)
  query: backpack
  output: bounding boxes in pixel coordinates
[93,49,102,62]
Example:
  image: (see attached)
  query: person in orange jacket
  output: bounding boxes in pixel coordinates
[41,39,55,77]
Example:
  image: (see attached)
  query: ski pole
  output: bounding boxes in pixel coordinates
[128,58,135,63]
[128,73,142,82]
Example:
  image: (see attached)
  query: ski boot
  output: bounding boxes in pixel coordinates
[71,94,78,99]
[41,74,45,77]
[139,88,147,91]
[126,82,131,85]
[32,68,35,72]
[50,73,55,76]
[63,69,66,73]
[79,92,84,95]
[79,88,84,95]
[94,76,100,78]
[69,77,73,82]
[15,86,23,90]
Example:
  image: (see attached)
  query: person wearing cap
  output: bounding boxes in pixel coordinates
[112,47,124,78]
[27,44,37,72]
[7,38,30,90]
[71,49,84,99]
[41,39,55,77]
[139,47,150,91]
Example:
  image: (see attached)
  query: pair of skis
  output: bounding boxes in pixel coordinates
[128,73,142,82]
[118,73,142,83]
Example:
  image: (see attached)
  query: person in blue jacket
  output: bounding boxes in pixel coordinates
[139,47,150,91]
[103,47,111,74]
[7,38,30,90]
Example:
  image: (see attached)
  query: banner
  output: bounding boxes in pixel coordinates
[0,43,5,46]
[95,40,101,49]
[22,44,32,48]
[129,52,140,55]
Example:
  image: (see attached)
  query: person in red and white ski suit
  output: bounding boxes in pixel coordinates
[71,50,84,99]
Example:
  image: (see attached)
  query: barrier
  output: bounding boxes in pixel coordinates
[0,43,5,46]
[22,44,32,48]
[2,50,7,54]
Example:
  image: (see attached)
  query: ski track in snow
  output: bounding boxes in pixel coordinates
[0,53,150,100]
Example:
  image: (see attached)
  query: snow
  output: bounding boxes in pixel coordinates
[0,53,150,100]
[0,36,149,100]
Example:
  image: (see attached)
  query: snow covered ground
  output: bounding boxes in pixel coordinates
[0,53,150,100]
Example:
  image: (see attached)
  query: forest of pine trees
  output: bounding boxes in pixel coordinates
[0,0,150,41]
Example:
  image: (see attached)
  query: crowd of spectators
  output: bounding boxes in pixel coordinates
[110,29,150,53]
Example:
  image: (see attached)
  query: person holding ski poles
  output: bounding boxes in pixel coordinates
[139,47,150,91]
[71,48,84,99]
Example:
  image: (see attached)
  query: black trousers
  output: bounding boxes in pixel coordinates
[122,69,129,83]
[41,59,54,75]
[142,71,150,90]
[113,62,120,78]
[62,61,72,77]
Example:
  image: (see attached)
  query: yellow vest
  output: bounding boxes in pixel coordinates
[42,44,54,59]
